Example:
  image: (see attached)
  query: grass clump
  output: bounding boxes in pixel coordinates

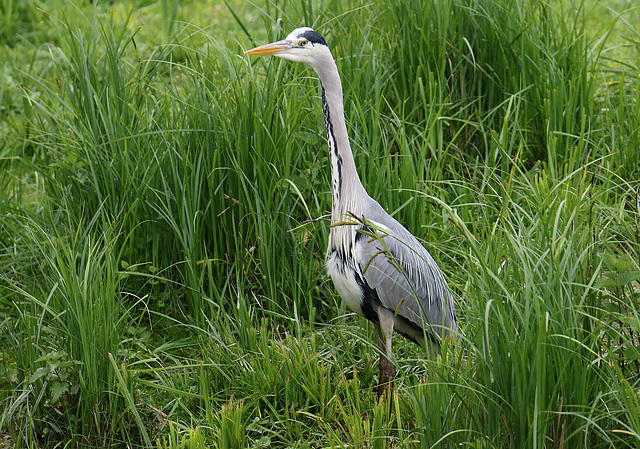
[1,208,143,445]
[1,0,639,447]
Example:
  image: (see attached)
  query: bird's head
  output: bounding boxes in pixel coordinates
[244,27,330,69]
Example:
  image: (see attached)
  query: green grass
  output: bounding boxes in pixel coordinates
[1,0,639,447]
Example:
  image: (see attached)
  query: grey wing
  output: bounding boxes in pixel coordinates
[354,216,458,342]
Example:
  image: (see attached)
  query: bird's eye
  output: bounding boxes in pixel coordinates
[300,39,309,46]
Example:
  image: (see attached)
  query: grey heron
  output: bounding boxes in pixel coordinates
[245,27,458,397]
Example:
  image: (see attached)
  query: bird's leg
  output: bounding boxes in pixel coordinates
[374,310,395,400]
[373,323,391,399]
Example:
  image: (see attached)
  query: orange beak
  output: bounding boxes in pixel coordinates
[244,40,291,56]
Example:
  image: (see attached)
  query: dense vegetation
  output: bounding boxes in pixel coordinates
[1,0,639,447]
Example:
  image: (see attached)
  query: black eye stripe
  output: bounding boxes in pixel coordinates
[299,29,326,46]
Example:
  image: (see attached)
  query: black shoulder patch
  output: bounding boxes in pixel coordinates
[301,29,327,46]
[355,225,374,243]
[355,275,382,324]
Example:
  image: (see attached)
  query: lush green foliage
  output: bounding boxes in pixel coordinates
[1,0,639,447]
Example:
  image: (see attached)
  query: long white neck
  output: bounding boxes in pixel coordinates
[312,53,367,225]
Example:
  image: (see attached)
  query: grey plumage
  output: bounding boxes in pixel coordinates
[245,27,458,396]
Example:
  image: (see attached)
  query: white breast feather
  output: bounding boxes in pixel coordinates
[326,250,365,317]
